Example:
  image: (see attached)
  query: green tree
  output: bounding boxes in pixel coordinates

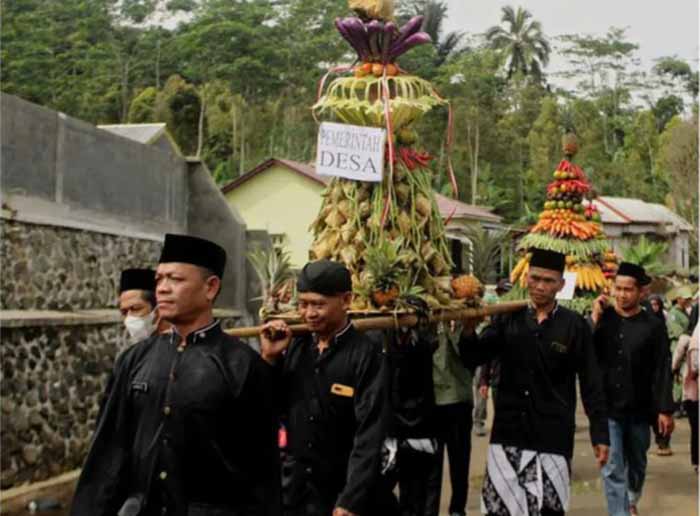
[528,96,561,184]
[557,28,642,158]
[485,5,551,82]
[621,236,671,276]
[154,74,201,155]
[657,114,699,265]
[128,86,159,122]
[433,47,506,204]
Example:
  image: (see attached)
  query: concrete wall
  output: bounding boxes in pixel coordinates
[186,159,250,319]
[1,94,187,240]
[224,165,325,268]
[0,94,258,489]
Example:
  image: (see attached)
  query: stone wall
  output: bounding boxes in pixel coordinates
[1,324,128,488]
[0,95,255,490]
[1,219,162,311]
[0,316,240,490]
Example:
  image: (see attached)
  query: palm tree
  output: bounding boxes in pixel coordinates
[400,0,465,66]
[485,6,551,81]
[420,1,464,66]
[462,224,511,283]
[621,235,672,276]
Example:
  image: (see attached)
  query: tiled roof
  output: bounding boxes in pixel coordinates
[435,193,502,223]
[592,196,692,231]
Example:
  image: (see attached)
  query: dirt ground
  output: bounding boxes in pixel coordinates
[444,398,699,516]
[3,400,697,516]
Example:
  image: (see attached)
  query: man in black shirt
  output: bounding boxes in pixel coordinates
[591,262,674,516]
[71,234,281,516]
[460,248,609,516]
[260,260,391,516]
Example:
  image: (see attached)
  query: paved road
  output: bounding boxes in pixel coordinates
[441,398,698,515]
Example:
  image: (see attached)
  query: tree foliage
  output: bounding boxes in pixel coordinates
[1,1,697,265]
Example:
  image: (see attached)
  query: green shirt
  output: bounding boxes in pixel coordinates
[668,306,690,344]
[433,322,473,405]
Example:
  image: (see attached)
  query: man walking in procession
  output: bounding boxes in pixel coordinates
[71,234,281,516]
[591,262,674,516]
[118,268,169,342]
[260,260,391,516]
[459,248,609,516]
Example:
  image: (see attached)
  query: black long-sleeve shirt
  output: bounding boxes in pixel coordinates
[71,321,281,516]
[593,307,674,421]
[459,304,609,458]
[278,322,390,515]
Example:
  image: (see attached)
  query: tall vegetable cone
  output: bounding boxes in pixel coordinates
[510,136,612,297]
[309,6,464,310]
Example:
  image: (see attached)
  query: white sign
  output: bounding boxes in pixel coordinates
[316,122,385,182]
[556,271,578,300]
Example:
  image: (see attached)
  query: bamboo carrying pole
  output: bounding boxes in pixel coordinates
[225,300,528,338]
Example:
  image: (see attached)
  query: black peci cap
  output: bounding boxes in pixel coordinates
[529,248,566,274]
[119,268,156,293]
[297,260,352,296]
[616,262,651,286]
[159,234,227,278]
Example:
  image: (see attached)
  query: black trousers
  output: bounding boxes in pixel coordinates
[395,445,443,516]
[684,400,699,466]
[430,402,473,515]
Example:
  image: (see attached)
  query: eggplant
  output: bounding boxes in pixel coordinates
[389,31,432,59]
[335,18,367,60]
[381,21,396,64]
[343,17,372,61]
[366,20,383,61]
[394,15,424,46]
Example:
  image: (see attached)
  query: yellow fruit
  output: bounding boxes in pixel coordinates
[451,274,483,299]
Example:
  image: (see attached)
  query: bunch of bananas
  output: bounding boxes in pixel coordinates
[569,263,607,291]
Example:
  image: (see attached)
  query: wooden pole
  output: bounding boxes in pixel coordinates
[225,300,528,338]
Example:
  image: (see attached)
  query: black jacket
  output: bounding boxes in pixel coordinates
[382,326,438,439]
[459,304,609,458]
[71,321,281,516]
[278,322,390,515]
[593,307,674,421]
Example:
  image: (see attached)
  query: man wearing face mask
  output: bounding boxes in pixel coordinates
[118,268,168,342]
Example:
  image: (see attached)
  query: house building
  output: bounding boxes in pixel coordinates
[591,196,693,270]
[221,158,505,271]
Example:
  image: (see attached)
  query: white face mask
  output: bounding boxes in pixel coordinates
[124,310,157,342]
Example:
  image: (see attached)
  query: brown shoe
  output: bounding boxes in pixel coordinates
[656,446,673,456]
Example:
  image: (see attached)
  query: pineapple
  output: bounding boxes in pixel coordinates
[364,239,404,307]
[562,132,579,158]
[451,274,483,300]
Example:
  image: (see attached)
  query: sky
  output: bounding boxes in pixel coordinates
[442,0,699,89]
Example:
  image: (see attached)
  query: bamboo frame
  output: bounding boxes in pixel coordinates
[225,300,528,338]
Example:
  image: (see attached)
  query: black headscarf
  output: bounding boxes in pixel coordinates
[647,294,666,323]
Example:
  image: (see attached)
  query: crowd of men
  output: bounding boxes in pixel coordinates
[69,233,698,516]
